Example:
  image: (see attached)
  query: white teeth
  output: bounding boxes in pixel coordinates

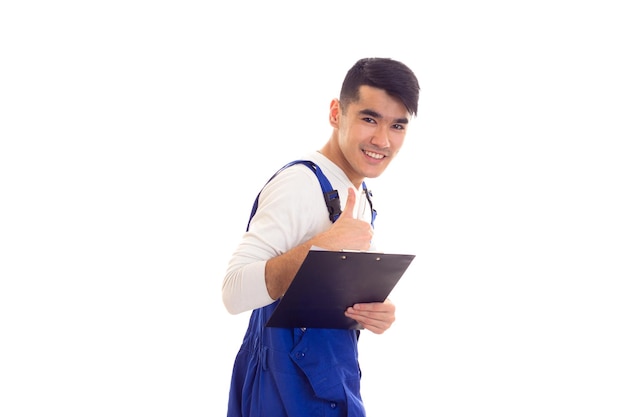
[364,150,384,159]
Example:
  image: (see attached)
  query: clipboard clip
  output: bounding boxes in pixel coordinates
[340,250,382,261]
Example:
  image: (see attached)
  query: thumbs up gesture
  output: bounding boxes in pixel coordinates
[312,188,373,251]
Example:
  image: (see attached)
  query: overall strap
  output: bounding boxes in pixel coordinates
[246,160,342,231]
[246,160,377,230]
[361,182,377,225]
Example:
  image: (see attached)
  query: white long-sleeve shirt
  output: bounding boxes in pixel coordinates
[222,152,375,314]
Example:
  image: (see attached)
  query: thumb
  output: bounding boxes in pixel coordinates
[340,188,356,219]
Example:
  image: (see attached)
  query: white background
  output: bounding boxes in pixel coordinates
[1,1,625,416]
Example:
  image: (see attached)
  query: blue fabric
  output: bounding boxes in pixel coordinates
[227,302,364,417]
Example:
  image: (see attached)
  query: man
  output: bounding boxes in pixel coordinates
[223,57,420,417]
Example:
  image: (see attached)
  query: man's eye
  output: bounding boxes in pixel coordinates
[363,117,376,124]
[392,124,405,130]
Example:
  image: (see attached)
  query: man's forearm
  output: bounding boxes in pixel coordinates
[264,241,314,300]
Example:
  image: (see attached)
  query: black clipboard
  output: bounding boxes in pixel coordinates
[265,249,415,329]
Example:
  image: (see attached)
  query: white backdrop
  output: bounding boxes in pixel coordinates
[1,1,625,416]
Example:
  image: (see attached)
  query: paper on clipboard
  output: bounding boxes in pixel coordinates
[265,249,415,329]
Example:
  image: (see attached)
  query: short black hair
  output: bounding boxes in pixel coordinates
[339,57,420,117]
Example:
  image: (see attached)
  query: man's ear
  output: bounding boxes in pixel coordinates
[329,98,341,128]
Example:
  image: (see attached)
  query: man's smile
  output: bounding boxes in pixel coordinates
[363,149,385,160]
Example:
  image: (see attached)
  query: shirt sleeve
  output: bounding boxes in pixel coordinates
[222,164,330,314]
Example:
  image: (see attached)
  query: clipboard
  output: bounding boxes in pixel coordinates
[265,249,415,329]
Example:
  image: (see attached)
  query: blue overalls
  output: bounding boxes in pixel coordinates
[227,160,376,417]
[227,303,363,416]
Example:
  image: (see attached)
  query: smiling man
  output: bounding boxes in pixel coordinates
[222,57,420,417]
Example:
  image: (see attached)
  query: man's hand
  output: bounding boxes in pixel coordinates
[312,188,373,251]
[265,188,375,299]
[345,298,396,334]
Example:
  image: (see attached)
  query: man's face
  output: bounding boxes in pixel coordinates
[334,85,410,183]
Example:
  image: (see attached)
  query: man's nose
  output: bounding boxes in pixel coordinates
[370,126,390,148]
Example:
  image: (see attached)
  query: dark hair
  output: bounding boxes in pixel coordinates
[339,57,420,117]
